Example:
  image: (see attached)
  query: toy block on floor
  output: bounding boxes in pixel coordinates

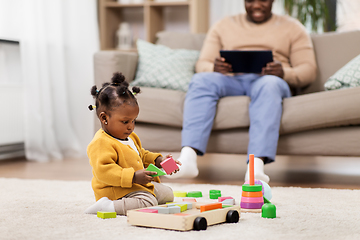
[200,202,222,212]
[182,197,197,202]
[173,191,187,197]
[209,190,221,199]
[146,164,166,177]
[187,191,202,198]
[97,211,116,219]
[160,157,179,174]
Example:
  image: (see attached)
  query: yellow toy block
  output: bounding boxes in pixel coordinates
[97,211,116,219]
[175,203,188,212]
[173,191,187,197]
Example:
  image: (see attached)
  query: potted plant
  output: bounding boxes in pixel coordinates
[283,0,336,32]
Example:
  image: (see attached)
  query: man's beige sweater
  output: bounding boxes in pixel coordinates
[196,13,317,88]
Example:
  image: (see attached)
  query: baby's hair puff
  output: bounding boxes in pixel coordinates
[88,72,141,114]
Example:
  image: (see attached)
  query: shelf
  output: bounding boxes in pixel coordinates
[98,0,209,50]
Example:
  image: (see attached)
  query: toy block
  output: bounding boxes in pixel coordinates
[221,199,235,205]
[218,196,234,202]
[249,154,255,185]
[181,202,194,209]
[242,184,262,192]
[209,190,221,199]
[240,202,263,209]
[261,203,276,218]
[138,209,158,213]
[222,205,233,208]
[182,197,197,202]
[175,203,188,212]
[200,202,222,212]
[168,206,181,214]
[149,206,170,214]
[97,211,116,219]
[146,164,166,177]
[187,191,202,198]
[173,191,187,197]
[242,191,263,198]
[173,213,191,216]
[263,196,271,203]
[241,197,264,203]
[160,157,179,174]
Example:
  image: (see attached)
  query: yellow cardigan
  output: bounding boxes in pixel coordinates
[87,129,162,201]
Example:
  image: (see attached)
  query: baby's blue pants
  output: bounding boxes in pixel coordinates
[182,72,291,163]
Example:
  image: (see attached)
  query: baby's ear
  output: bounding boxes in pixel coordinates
[99,112,108,124]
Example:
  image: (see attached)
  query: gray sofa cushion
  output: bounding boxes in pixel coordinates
[137,86,360,135]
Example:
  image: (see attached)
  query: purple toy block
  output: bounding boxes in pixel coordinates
[240,202,264,209]
[160,157,179,174]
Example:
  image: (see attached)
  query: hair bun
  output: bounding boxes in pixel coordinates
[111,72,126,84]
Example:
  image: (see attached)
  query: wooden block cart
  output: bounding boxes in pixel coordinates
[127,202,240,231]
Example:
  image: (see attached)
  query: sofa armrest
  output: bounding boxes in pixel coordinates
[94,50,138,86]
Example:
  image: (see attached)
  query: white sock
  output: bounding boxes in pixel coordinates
[244,157,270,183]
[164,147,199,179]
[84,197,115,214]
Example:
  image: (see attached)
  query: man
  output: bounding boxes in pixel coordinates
[166,0,317,182]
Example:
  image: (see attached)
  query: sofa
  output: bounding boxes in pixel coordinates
[94,30,360,156]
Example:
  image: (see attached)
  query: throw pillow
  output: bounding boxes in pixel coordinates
[324,54,360,90]
[131,39,200,92]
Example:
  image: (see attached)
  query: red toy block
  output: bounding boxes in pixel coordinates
[160,157,179,174]
[200,202,222,212]
[138,209,158,213]
[218,196,234,202]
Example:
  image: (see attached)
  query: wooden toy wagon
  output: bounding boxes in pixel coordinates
[127,202,240,231]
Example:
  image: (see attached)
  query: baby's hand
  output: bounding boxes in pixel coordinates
[133,169,156,185]
[163,154,182,175]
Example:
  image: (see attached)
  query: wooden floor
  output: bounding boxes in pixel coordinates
[1,153,360,189]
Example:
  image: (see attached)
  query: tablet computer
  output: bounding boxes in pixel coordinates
[220,50,273,73]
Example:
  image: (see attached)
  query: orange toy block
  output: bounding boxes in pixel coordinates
[200,202,222,213]
[249,154,255,185]
[242,191,263,198]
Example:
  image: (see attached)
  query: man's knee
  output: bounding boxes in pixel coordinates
[254,75,290,97]
[189,72,224,90]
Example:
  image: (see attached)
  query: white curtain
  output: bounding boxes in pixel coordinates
[337,0,360,32]
[0,0,99,161]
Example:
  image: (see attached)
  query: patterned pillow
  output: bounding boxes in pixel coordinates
[131,39,200,92]
[324,54,360,90]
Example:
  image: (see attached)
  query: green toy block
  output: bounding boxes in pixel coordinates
[209,189,221,199]
[263,196,271,203]
[175,203,188,212]
[187,191,203,198]
[242,184,262,192]
[146,164,166,177]
[261,203,276,218]
[97,211,116,219]
[209,189,221,194]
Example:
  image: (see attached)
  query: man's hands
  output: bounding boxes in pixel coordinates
[261,61,284,78]
[133,169,156,185]
[214,57,232,74]
[214,56,284,79]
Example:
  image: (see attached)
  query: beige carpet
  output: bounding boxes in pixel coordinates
[1,178,360,240]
